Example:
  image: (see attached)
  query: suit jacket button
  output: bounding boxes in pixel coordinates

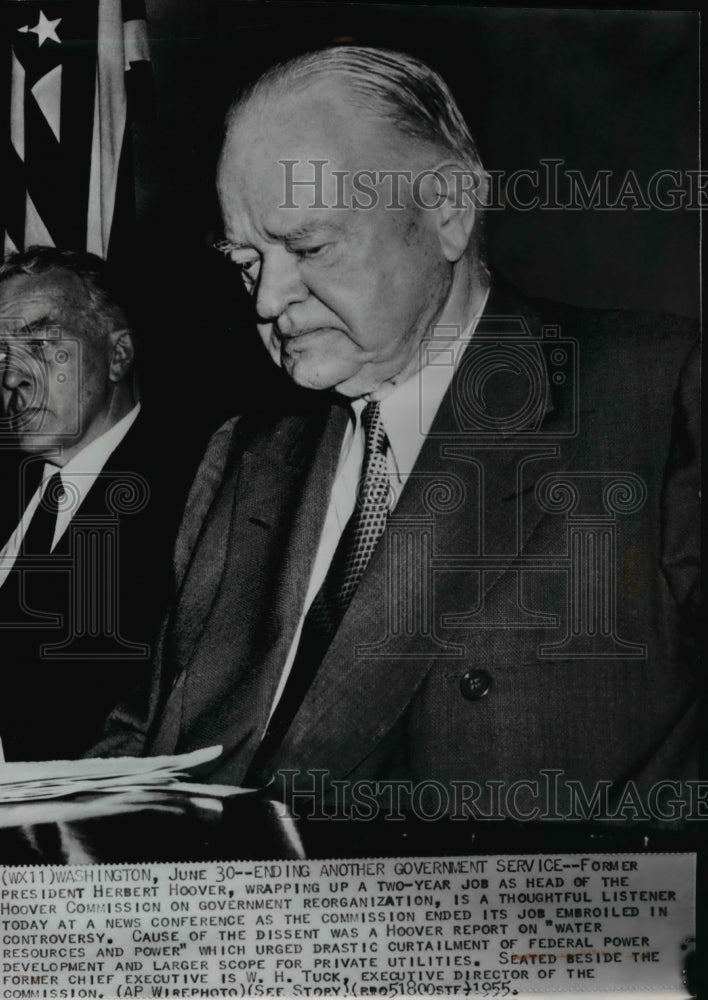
[460,669,491,700]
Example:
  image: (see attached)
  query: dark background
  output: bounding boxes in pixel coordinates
[6,3,703,432]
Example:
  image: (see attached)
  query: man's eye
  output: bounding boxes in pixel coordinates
[297,244,328,260]
[28,340,49,357]
[235,259,260,286]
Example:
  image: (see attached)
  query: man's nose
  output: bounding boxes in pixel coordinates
[1,351,32,390]
[255,250,308,322]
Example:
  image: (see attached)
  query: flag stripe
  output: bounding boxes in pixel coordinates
[31,65,62,142]
[106,113,136,261]
[10,52,25,161]
[86,76,103,256]
[87,0,128,255]
[3,233,19,258]
[59,14,99,251]
[123,20,150,68]
[3,147,28,255]
[3,0,151,261]
[25,191,54,247]
[23,90,68,243]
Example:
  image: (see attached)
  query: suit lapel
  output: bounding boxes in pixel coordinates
[274,279,582,781]
[0,454,44,551]
[44,414,150,557]
[261,402,350,685]
[155,401,350,773]
[1,414,151,555]
[168,414,307,679]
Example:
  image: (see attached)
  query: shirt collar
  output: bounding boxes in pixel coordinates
[41,402,141,490]
[369,288,490,481]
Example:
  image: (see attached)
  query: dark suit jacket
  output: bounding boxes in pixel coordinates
[93,282,699,816]
[0,410,202,761]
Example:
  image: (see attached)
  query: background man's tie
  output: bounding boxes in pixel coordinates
[0,470,64,626]
[21,471,64,555]
[246,401,390,779]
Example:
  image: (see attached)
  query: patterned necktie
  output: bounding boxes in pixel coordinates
[307,400,391,638]
[21,471,64,555]
[246,401,390,779]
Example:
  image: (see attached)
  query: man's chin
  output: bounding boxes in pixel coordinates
[15,433,62,457]
[283,360,392,400]
[282,355,360,394]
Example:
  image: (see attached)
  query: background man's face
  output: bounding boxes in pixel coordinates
[0,270,113,462]
[217,82,453,398]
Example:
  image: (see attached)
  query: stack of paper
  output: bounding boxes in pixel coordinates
[0,745,224,803]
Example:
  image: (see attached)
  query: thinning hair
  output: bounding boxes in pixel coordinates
[0,246,133,343]
[227,46,489,257]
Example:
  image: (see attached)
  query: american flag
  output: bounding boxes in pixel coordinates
[2,0,152,260]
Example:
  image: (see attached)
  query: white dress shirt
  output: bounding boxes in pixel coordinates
[267,292,489,718]
[0,403,141,588]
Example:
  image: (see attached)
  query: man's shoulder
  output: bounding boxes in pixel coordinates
[201,387,338,463]
[493,273,693,332]
[542,298,697,413]
[524,287,697,359]
[488,276,698,391]
[544,297,694,341]
[193,414,242,482]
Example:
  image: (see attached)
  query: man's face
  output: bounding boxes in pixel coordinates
[217,82,454,398]
[0,270,114,462]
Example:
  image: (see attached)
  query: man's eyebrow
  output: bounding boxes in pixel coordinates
[213,237,253,254]
[215,220,345,254]
[0,315,59,336]
[277,221,344,243]
[25,316,59,335]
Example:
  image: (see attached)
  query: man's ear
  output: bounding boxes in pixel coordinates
[108,328,135,382]
[423,161,484,263]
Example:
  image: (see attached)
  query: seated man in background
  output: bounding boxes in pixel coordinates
[0,247,198,761]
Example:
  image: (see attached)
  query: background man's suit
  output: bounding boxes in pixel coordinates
[0,411,201,761]
[95,281,699,814]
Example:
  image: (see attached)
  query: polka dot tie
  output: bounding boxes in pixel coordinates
[311,400,390,634]
[246,402,390,777]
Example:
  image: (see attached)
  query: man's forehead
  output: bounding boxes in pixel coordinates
[0,270,86,335]
[220,81,397,180]
[0,270,85,309]
[219,135,359,242]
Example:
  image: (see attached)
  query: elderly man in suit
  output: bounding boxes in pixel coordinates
[95,47,698,822]
[0,247,198,761]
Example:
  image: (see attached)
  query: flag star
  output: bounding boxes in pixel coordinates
[21,11,62,47]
